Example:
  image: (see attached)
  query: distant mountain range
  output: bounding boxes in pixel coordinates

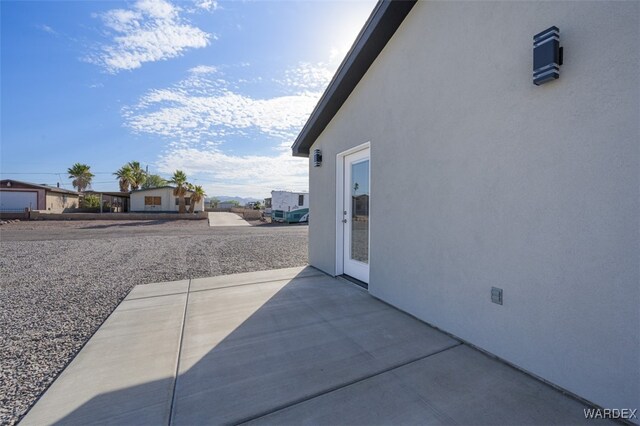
[207,196,260,204]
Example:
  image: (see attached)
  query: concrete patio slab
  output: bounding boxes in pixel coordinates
[207,212,251,227]
[23,267,601,425]
[389,345,593,425]
[250,345,594,425]
[21,293,187,426]
[171,274,459,424]
[245,368,449,426]
[189,265,323,292]
[125,279,190,301]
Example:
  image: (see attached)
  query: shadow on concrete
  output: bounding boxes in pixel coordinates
[50,267,594,426]
[52,378,174,426]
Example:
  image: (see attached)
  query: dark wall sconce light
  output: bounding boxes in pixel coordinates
[533,26,563,86]
[313,149,322,167]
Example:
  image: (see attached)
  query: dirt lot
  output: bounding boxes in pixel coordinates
[0,219,308,425]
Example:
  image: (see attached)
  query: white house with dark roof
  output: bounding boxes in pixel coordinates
[130,186,204,212]
[293,0,639,415]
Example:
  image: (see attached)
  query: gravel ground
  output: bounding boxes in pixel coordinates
[0,219,308,425]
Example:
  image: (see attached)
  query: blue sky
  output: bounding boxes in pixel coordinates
[1,0,376,198]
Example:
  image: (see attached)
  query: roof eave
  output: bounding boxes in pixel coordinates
[291,0,416,158]
[0,179,79,195]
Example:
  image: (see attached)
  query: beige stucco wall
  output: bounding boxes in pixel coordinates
[308,0,638,412]
[45,193,79,212]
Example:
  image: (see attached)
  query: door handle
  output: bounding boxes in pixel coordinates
[342,219,347,223]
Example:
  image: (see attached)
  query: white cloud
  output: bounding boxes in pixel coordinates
[189,65,218,74]
[122,62,335,197]
[137,0,177,19]
[194,0,219,11]
[123,63,329,144]
[156,148,308,198]
[37,24,58,35]
[276,62,334,93]
[87,0,212,73]
[125,88,319,142]
[102,9,142,33]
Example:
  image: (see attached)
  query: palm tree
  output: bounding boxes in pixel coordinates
[188,185,206,213]
[142,174,167,189]
[114,161,148,192]
[68,163,94,192]
[170,170,188,214]
[114,165,133,192]
[127,161,146,190]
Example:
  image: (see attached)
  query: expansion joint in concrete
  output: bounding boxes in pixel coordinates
[124,291,189,302]
[168,278,192,426]
[235,341,463,425]
[125,273,324,302]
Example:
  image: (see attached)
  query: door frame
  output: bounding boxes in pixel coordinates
[335,141,370,279]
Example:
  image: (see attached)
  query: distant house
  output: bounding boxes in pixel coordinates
[0,179,79,212]
[129,186,204,212]
[83,191,130,213]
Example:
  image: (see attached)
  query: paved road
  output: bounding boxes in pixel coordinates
[208,212,251,227]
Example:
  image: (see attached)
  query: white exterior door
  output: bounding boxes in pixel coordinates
[342,148,370,283]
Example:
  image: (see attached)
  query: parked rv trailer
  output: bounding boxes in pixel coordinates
[269,191,309,223]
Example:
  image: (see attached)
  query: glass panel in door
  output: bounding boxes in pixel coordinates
[350,159,369,263]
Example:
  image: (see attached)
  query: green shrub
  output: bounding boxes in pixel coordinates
[81,194,101,208]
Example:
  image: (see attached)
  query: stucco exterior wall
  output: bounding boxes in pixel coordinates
[192,197,205,212]
[45,193,79,212]
[130,188,173,212]
[308,0,638,412]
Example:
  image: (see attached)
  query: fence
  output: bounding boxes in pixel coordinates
[228,207,262,220]
[30,211,208,221]
[0,208,30,220]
